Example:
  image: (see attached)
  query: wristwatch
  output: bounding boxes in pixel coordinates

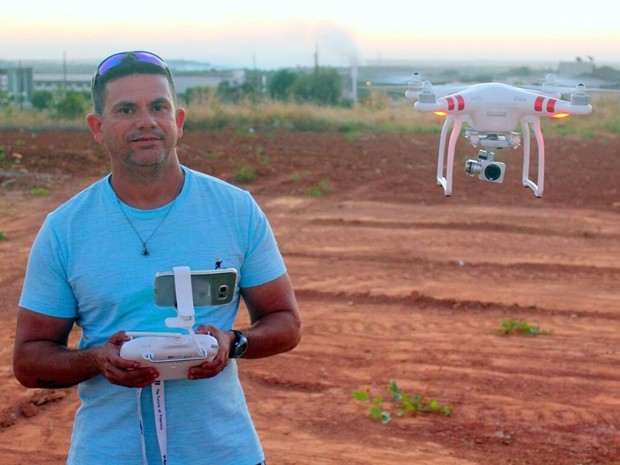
[228,330,248,358]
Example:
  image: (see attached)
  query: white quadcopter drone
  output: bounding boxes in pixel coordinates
[405,72,593,197]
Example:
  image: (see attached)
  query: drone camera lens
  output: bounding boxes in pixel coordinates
[484,163,503,181]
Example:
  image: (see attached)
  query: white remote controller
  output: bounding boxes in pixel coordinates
[120,333,219,380]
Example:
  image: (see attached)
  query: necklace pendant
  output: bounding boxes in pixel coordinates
[142,245,150,256]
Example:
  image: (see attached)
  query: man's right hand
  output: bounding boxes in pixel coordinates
[96,331,159,387]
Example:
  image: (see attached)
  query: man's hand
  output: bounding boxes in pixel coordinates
[188,325,233,380]
[95,331,159,387]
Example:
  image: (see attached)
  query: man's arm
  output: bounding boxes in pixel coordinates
[175,272,301,380]
[13,308,158,389]
[235,272,301,358]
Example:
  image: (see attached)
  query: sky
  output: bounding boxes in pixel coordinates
[2,0,618,69]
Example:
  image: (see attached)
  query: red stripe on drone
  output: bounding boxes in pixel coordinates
[535,96,545,112]
[446,97,455,111]
[455,94,465,110]
[546,99,557,113]
[444,95,464,111]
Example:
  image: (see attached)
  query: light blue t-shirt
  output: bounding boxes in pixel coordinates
[19,166,286,465]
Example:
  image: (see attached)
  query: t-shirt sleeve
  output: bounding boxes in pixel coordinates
[238,197,286,288]
[19,216,77,318]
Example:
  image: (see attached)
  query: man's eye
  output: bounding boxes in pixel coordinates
[119,107,134,115]
[153,104,166,112]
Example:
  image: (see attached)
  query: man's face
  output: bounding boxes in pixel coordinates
[87,73,185,171]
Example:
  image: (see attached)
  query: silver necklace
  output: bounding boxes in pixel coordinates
[112,175,184,256]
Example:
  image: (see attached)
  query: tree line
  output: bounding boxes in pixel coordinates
[15,67,349,119]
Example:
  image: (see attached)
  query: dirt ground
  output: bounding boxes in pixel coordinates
[0,128,619,465]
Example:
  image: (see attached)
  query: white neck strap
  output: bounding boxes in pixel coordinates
[135,266,195,465]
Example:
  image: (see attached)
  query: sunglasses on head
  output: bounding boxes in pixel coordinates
[95,51,169,78]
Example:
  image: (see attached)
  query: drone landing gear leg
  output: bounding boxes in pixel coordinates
[436,116,461,196]
[520,119,545,197]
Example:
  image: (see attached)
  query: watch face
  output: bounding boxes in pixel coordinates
[235,338,248,357]
[231,331,248,358]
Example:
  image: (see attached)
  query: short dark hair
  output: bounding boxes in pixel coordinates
[91,52,177,115]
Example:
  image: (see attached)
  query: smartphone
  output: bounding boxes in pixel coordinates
[153,268,238,307]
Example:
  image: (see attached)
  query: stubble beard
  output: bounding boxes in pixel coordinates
[118,133,177,182]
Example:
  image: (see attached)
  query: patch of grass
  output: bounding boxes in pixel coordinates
[305,178,330,197]
[182,97,439,134]
[233,164,257,183]
[2,93,620,137]
[338,124,362,143]
[354,381,453,424]
[29,187,50,197]
[291,171,331,196]
[291,170,312,183]
[201,151,218,159]
[496,319,551,336]
[255,145,270,165]
[0,232,6,241]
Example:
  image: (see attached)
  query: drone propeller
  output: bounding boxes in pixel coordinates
[536,74,592,98]
[404,72,425,100]
[405,75,471,102]
[408,72,423,90]
[569,83,591,106]
[541,73,563,97]
[531,73,618,98]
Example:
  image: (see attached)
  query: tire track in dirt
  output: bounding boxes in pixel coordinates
[287,249,620,278]
[294,285,620,321]
[309,217,620,240]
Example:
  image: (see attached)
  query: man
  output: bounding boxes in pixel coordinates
[13,51,301,465]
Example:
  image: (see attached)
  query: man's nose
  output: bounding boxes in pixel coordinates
[135,108,157,129]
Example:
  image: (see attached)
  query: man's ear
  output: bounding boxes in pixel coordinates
[176,107,186,139]
[86,113,104,144]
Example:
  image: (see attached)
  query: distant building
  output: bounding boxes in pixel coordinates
[0,67,34,104]
[556,60,619,91]
[29,70,246,98]
[172,71,245,95]
[34,73,91,93]
[558,60,595,77]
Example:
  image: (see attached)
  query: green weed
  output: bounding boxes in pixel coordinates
[354,381,453,424]
[29,187,50,196]
[233,164,257,183]
[255,145,270,165]
[291,170,312,182]
[342,128,362,143]
[305,178,330,197]
[0,232,6,241]
[496,320,551,336]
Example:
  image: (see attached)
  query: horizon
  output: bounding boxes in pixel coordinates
[3,57,619,74]
[2,1,618,70]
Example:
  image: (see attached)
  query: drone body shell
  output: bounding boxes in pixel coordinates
[414,82,592,132]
